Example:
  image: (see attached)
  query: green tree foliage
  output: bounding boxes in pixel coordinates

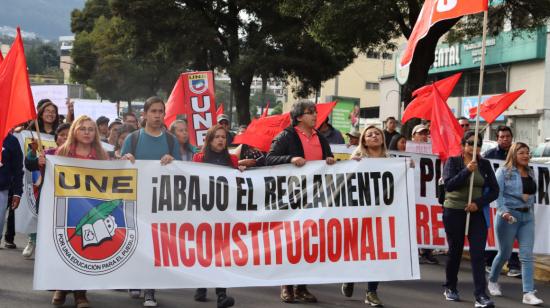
[109,0,356,125]
[26,44,60,74]
[70,0,185,106]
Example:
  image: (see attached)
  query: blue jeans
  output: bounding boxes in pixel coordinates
[0,190,8,239]
[489,209,535,292]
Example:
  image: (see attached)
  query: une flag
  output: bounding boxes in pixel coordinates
[431,84,463,161]
[0,27,37,160]
[469,90,526,123]
[402,73,462,123]
[164,71,216,146]
[400,0,488,67]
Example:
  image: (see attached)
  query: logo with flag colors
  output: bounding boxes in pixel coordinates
[188,73,209,94]
[53,166,138,275]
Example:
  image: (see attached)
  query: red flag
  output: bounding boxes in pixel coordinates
[164,71,216,146]
[430,84,463,160]
[216,103,224,121]
[164,76,185,127]
[233,102,337,152]
[400,0,488,67]
[261,101,270,118]
[469,90,525,123]
[0,28,37,160]
[402,73,461,123]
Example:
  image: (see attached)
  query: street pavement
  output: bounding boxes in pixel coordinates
[1,234,549,308]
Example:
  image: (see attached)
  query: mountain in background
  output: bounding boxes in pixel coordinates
[0,0,85,40]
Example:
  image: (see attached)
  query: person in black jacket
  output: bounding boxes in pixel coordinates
[267,100,335,304]
[0,134,23,247]
[442,131,499,307]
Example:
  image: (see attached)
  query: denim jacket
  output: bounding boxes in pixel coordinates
[495,166,536,213]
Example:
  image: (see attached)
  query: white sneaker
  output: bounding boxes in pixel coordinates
[22,239,35,259]
[523,291,543,305]
[488,281,502,296]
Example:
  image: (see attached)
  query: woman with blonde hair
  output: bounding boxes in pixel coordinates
[51,115,108,308]
[342,125,386,307]
[488,142,543,305]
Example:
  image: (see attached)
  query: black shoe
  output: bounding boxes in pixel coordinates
[217,293,235,308]
[4,241,16,249]
[194,288,207,302]
[443,288,460,301]
[341,283,354,297]
[420,254,439,265]
[475,294,495,308]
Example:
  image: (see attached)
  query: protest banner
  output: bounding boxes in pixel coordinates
[330,146,550,254]
[74,100,118,123]
[34,157,419,290]
[14,131,113,234]
[31,85,69,115]
[14,131,56,234]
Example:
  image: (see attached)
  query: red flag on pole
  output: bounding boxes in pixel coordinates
[164,71,216,146]
[400,0,488,67]
[216,103,224,121]
[0,28,37,160]
[261,101,270,118]
[469,90,526,123]
[402,73,462,123]
[430,84,463,160]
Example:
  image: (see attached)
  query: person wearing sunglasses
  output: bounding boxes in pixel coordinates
[441,131,499,307]
[458,117,470,135]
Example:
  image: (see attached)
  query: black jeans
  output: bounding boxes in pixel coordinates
[485,251,521,270]
[443,208,487,297]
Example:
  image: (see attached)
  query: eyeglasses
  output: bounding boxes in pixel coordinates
[78,127,95,133]
[303,110,317,115]
[460,124,470,128]
[466,140,482,147]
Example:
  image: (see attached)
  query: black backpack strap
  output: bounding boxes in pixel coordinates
[165,131,175,156]
[130,130,140,156]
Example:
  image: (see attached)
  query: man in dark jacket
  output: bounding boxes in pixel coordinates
[267,100,335,303]
[0,133,23,247]
[482,125,521,277]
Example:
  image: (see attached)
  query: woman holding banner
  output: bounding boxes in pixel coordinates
[50,115,109,308]
[192,124,241,308]
[487,142,543,305]
[442,131,498,308]
[341,125,387,307]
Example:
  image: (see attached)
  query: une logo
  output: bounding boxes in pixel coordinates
[436,0,458,12]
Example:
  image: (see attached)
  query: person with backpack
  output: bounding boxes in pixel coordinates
[121,96,180,307]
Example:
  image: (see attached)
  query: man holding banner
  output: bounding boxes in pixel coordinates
[267,100,335,303]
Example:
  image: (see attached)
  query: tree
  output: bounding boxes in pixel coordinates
[26,44,60,74]
[109,0,356,125]
[70,0,186,108]
[281,0,550,133]
[271,103,283,115]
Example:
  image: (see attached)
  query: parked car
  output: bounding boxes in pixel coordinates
[480,140,498,156]
[531,140,550,163]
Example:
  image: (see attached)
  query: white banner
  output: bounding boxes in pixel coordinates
[31,85,69,115]
[331,146,550,254]
[74,100,118,122]
[34,157,419,290]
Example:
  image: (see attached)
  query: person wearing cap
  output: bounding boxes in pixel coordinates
[412,124,429,143]
[96,116,110,143]
[217,114,235,146]
[346,128,360,147]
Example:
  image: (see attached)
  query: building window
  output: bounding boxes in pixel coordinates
[365,82,380,90]
[382,52,392,60]
[367,51,380,59]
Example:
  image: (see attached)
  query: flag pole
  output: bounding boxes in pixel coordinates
[32,120,44,155]
[466,9,489,236]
